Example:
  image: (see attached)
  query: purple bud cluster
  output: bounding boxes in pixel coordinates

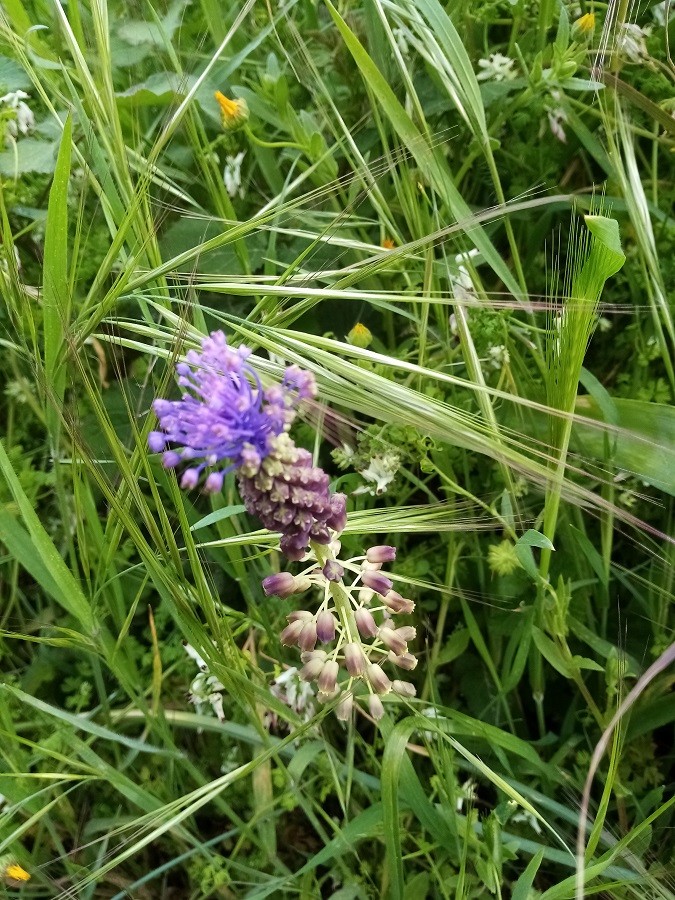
[238,433,347,561]
[265,541,417,720]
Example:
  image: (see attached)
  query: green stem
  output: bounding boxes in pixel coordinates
[245,125,306,152]
[310,541,358,642]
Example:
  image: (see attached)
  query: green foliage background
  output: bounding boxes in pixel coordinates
[0,0,674,897]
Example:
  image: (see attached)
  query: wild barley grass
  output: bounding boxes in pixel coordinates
[0,1,674,897]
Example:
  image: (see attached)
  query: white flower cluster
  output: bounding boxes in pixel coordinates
[476,53,517,82]
[617,23,651,63]
[0,90,35,143]
[184,643,225,722]
[223,151,246,198]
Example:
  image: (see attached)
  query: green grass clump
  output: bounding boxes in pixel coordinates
[0,0,674,897]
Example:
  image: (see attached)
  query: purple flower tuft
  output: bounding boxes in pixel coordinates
[148,331,310,489]
[150,331,349,559]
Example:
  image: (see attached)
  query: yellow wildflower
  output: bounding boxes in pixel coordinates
[0,855,31,884]
[572,12,596,39]
[381,238,395,250]
[214,91,249,131]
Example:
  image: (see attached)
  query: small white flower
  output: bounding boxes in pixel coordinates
[354,452,400,495]
[487,344,510,370]
[223,150,246,198]
[511,809,543,835]
[183,642,208,670]
[477,53,517,82]
[547,107,567,143]
[270,666,316,722]
[188,671,226,720]
[451,265,475,303]
[617,23,651,62]
[1,90,35,140]
[184,643,225,721]
[456,778,477,813]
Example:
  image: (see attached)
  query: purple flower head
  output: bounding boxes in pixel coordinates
[148,332,316,490]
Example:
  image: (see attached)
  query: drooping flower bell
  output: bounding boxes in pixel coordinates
[149,330,346,559]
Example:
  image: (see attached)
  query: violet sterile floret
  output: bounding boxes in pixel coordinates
[149,331,285,484]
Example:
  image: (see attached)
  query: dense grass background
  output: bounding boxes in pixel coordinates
[0,0,674,896]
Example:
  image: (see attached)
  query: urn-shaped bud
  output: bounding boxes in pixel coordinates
[317,685,340,703]
[262,572,297,598]
[383,590,415,614]
[378,626,407,656]
[287,610,314,624]
[368,694,385,721]
[280,619,305,647]
[388,650,418,671]
[335,692,354,721]
[392,680,416,698]
[316,610,337,642]
[366,663,392,694]
[298,620,318,652]
[300,656,326,682]
[343,641,366,676]
[395,625,417,643]
[361,571,393,596]
[317,660,340,695]
[366,545,397,564]
[301,649,326,664]
[355,607,378,639]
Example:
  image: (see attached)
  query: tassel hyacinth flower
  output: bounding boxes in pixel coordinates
[148,330,345,559]
[150,331,415,719]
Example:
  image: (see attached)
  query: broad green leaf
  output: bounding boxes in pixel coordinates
[574,397,675,494]
[531,628,574,679]
[0,54,32,90]
[0,137,58,175]
[517,529,555,550]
